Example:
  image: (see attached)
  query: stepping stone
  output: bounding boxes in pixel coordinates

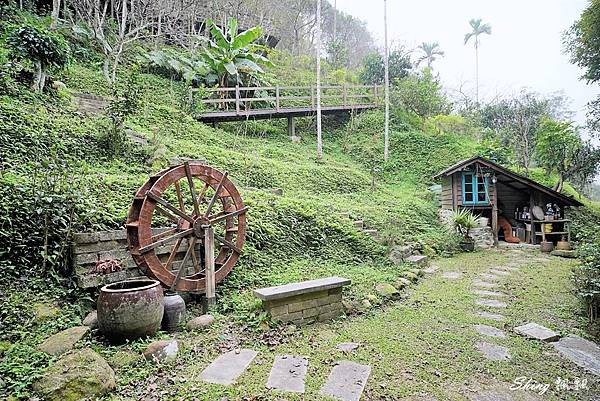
[37,326,90,356]
[514,323,560,342]
[480,273,500,281]
[423,265,439,274]
[199,349,258,385]
[266,355,308,393]
[476,342,511,361]
[476,311,506,322]
[320,360,371,401]
[490,269,510,276]
[472,289,506,298]
[476,299,507,308]
[336,343,360,353]
[473,280,498,289]
[494,265,519,272]
[474,324,506,338]
[553,335,600,376]
[442,272,462,280]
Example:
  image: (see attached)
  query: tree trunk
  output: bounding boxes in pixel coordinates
[554,173,564,192]
[50,0,61,29]
[315,0,323,160]
[102,58,112,84]
[31,60,43,92]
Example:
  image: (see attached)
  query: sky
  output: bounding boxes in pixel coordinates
[336,0,599,135]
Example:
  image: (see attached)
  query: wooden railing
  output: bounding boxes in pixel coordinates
[189,85,383,115]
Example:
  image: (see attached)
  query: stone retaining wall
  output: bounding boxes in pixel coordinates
[73,229,196,289]
[263,288,344,325]
[438,209,494,250]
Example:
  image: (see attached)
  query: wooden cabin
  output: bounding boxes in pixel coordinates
[433,157,583,246]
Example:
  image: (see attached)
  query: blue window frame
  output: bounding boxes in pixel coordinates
[462,172,489,205]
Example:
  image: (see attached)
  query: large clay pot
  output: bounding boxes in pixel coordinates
[162,292,186,332]
[556,240,571,251]
[98,279,164,343]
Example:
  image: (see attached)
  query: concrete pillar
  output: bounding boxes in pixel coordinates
[287,116,295,137]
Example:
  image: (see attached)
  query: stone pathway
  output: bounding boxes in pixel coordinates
[476,311,506,322]
[441,271,462,280]
[473,279,498,289]
[475,299,507,308]
[472,289,506,298]
[320,360,372,401]
[266,355,309,393]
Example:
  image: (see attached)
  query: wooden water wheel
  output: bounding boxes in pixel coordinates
[126,162,247,292]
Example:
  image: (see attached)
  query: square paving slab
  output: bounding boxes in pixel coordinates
[476,299,507,308]
[442,272,462,279]
[472,289,506,298]
[199,349,258,385]
[476,342,511,361]
[490,269,511,276]
[320,360,371,401]
[553,335,600,376]
[473,280,498,289]
[514,322,559,342]
[476,311,506,322]
[266,355,308,393]
[480,273,501,281]
[474,324,506,338]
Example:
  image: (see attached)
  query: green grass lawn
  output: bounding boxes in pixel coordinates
[93,249,598,401]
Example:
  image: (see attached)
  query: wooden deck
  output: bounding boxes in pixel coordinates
[190,85,382,123]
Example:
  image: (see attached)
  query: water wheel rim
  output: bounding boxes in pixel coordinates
[126,163,247,292]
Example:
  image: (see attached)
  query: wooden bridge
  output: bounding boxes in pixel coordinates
[190,85,383,134]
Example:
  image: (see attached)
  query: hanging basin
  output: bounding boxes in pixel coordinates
[97,279,164,343]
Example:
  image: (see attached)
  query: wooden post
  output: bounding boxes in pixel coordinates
[492,178,498,246]
[529,193,535,245]
[204,225,216,310]
[235,85,240,114]
[276,86,280,111]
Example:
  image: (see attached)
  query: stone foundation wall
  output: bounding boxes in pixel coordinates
[438,209,495,250]
[263,288,344,325]
[73,229,197,289]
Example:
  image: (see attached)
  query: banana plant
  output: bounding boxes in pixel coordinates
[200,18,273,88]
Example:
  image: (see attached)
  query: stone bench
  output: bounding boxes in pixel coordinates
[253,277,351,325]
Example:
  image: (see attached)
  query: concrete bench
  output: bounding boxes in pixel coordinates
[253,277,351,325]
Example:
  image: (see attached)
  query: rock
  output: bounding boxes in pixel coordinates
[186,314,215,330]
[143,339,179,363]
[514,322,560,342]
[51,80,67,90]
[33,348,116,401]
[408,268,424,277]
[388,245,414,264]
[336,343,360,352]
[37,326,90,356]
[342,300,356,313]
[375,283,398,298]
[268,188,284,196]
[402,271,419,282]
[442,272,462,280]
[406,255,428,267]
[551,249,577,258]
[365,294,380,304]
[82,310,98,329]
[395,278,412,288]
[32,303,61,323]
[291,135,302,143]
[360,299,372,310]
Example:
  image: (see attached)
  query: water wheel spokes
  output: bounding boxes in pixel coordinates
[126,162,247,292]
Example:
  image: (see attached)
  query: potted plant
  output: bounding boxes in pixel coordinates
[452,209,478,252]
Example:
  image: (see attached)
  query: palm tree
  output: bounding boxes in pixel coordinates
[464,18,492,105]
[416,42,445,70]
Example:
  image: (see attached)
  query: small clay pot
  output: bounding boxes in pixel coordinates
[540,241,554,253]
[162,292,186,332]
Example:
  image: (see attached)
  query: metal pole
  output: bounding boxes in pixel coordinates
[383,0,390,162]
[204,225,216,310]
[316,0,323,159]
